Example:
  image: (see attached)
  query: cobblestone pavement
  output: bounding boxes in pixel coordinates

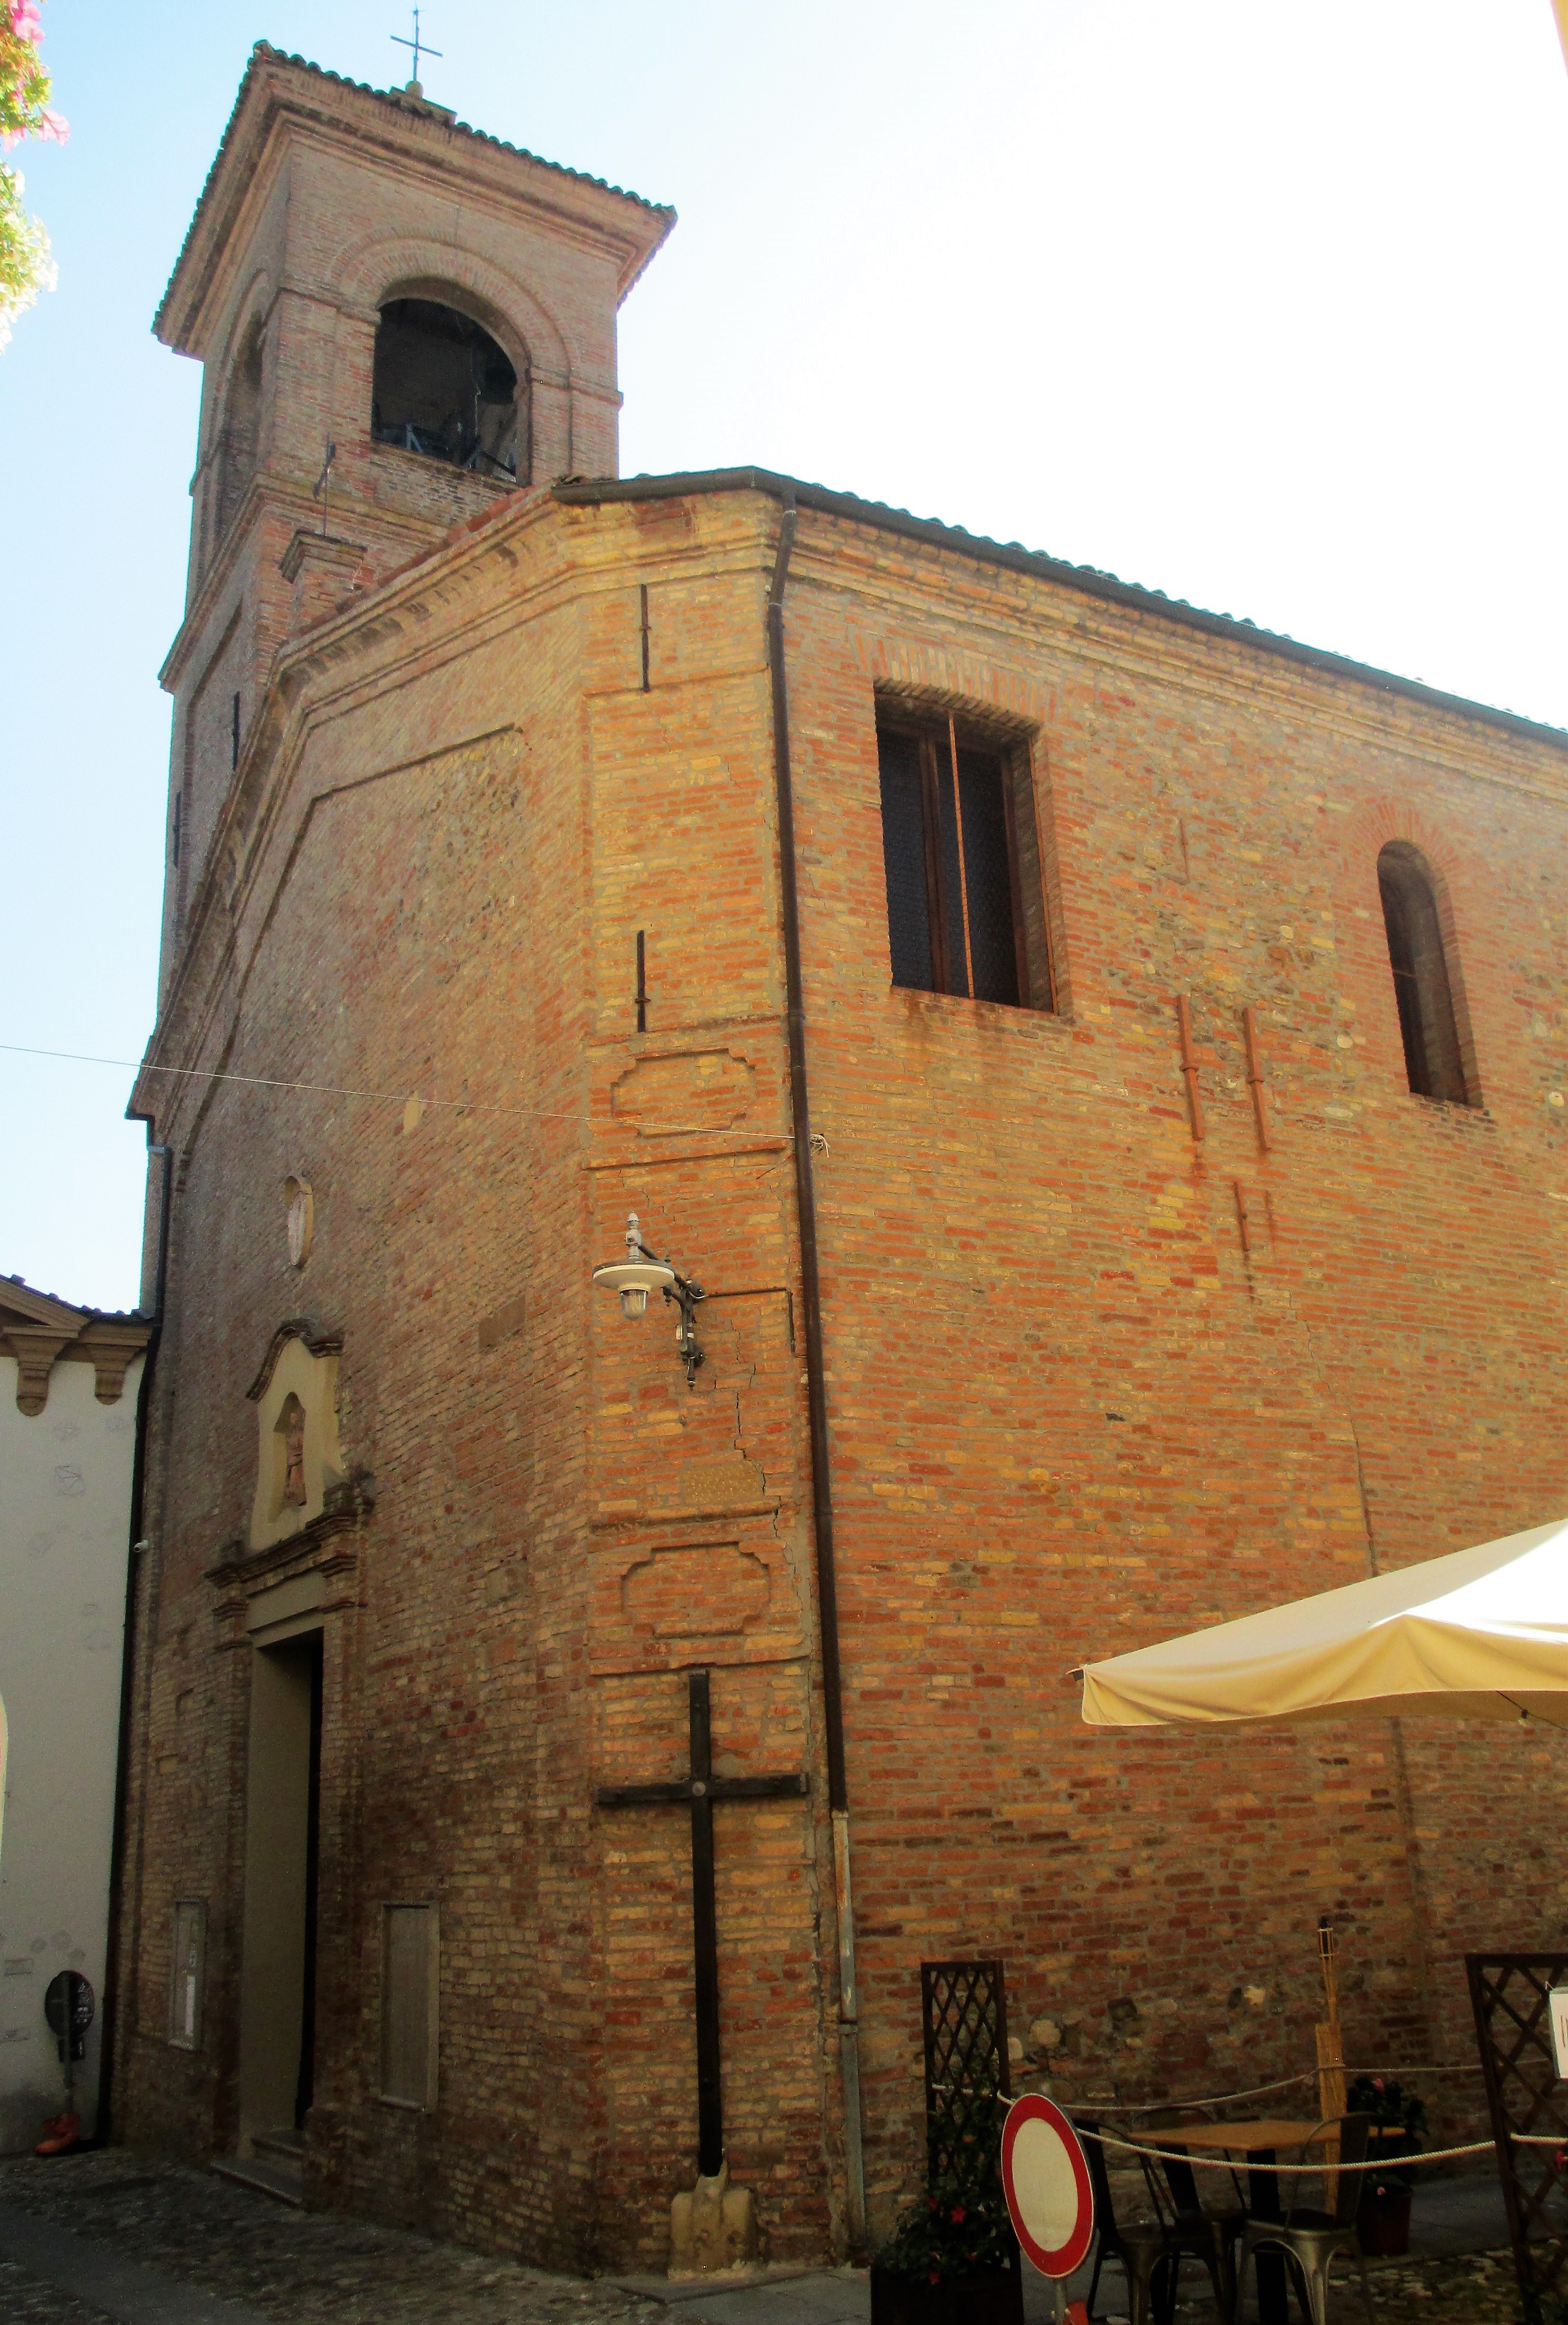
[1355,2249,1520,2321]
[0,2149,1544,2324]
[1151,2248,1524,2322]
[0,2150,672,2325]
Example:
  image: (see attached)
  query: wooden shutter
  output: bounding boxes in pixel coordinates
[380,1903,439,2108]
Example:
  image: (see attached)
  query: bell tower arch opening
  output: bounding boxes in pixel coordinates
[149,41,673,999]
[212,320,264,548]
[371,296,525,483]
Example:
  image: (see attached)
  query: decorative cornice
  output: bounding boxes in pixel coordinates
[5,1327,78,1418]
[245,1317,345,1404]
[157,44,674,355]
[279,528,365,585]
[0,1282,151,1416]
[206,1472,373,1650]
[554,469,1568,766]
[158,475,437,696]
[71,1321,158,1407]
[206,1471,375,1591]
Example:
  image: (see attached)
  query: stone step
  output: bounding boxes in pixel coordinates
[251,2128,303,2163]
[211,2152,303,2208]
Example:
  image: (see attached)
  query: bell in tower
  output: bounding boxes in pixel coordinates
[152,42,673,990]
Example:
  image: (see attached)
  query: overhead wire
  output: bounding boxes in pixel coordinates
[0,1040,573,1124]
[1074,2063,1487,2116]
[1081,2128,1551,2174]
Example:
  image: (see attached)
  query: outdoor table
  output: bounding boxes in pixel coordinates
[1163,2118,1320,2325]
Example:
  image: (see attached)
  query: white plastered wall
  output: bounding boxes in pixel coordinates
[0,1351,142,2152]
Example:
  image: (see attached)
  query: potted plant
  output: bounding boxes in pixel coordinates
[870,2167,1026,2325]
[1346,2075,1428,2257]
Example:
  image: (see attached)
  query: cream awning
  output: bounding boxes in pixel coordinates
[1079,1516,1568,1730]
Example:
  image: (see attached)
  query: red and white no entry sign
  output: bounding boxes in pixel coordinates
[1000,2093,1095,2280]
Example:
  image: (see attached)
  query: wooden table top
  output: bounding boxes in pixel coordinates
[1169,2118,1321,2154]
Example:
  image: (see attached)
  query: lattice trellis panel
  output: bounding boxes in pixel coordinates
[1467,1953,1568,2325]
[921,1959,1011,2204]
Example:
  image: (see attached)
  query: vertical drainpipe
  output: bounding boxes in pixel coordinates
[96,1132,174,2145]
[764,494,867,2251]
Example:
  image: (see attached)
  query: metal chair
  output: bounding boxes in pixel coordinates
[1237,2113,1377,2325]
[1143,2107,1244,2322]
[1076,2117,1182,2325]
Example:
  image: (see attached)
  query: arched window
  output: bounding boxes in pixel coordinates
[371,297,521,480]
[1377,841,1470,1104]
[214,326,263,545]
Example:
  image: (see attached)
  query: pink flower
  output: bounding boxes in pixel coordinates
[9,0,42,43]
[37,104,66,142]
[1372,2077,1385,2094]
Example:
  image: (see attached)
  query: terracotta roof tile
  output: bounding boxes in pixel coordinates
[156,41,673,341]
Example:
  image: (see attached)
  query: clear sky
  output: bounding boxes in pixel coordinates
[3,0,1566,1311]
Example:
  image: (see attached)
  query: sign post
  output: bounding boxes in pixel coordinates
[43,1970,94,2081]
[1001,2093,1095,2325]
[36,1972,95,2155]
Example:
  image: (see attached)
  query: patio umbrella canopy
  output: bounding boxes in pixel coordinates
[1080,1516,1568,1730]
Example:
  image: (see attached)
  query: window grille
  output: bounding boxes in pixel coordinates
[920,1958,1011,2205]
[877,713,1054,1010]
[1377,841,1468,1104]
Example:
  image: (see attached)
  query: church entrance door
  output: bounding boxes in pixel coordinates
[237,1630,322,2158]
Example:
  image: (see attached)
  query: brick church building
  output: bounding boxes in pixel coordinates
[115,40,1568,2272]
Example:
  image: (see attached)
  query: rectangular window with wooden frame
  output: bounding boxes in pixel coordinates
[875,709,1055,1011]
[379,1902,439,2109]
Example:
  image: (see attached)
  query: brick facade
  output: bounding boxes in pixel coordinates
[119,45,1568,2281]
[151,43,671,1005]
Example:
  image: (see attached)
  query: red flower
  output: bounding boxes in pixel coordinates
[928,2269,941,2285]
[1371,2077,1385,2095]
[928,2196,939,2212]
[950,2206,966,2225]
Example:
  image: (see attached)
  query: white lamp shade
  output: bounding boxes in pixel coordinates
[592,1258,677,1298]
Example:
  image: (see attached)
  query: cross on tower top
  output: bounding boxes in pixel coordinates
[390,7,442,91]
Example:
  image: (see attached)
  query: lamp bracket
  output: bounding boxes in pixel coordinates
[597,1211,706,1387]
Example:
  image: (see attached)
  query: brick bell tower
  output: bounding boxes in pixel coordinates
[151,41,673,988]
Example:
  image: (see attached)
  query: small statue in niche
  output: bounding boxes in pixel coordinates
[280,1395,308,1507]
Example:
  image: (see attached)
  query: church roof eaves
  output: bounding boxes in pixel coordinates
[156,42,675,346]
[554,467,1568,758]
[1,1274,150,1331]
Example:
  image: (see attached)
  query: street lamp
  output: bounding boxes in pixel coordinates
[592,1211,706,1386]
